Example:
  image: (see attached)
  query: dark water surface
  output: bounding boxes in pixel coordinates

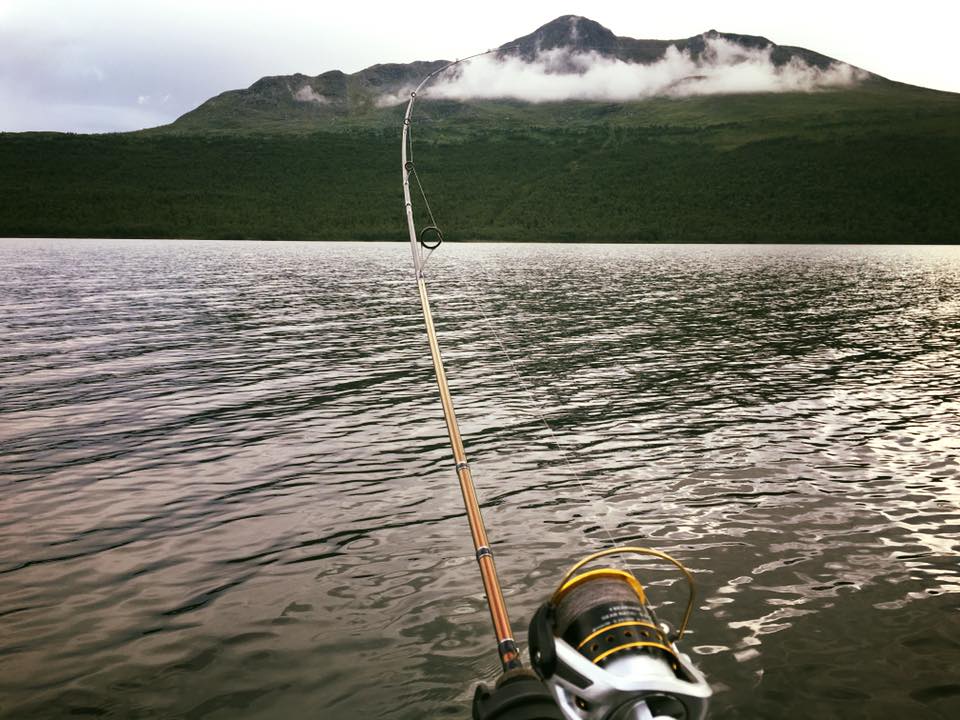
[2,239,959,719]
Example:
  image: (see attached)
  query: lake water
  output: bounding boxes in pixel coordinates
[1,238,959,719]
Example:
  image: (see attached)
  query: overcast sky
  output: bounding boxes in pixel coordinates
[1,0,957,133]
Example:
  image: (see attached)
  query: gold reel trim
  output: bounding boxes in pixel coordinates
[593,640,680,665]
[551,546,697,640]
[576,620,664,650]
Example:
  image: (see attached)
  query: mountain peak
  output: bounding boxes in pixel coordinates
[503,15,619,59]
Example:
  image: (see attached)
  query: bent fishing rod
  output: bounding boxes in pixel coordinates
[401,51,712,720]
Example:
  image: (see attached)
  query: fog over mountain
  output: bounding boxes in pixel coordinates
[170,15,885,133]
[367,15,870,108]
[390,28,868,106]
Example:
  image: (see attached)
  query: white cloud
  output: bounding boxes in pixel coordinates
[293,85,328,104]
[408,38,868,106]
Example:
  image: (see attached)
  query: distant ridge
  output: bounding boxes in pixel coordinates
[165,15,882,134]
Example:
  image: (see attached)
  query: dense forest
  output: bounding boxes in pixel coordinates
[2,86,959,243]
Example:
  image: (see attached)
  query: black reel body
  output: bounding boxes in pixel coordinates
[473,669,565,720]
[529,549,711,720]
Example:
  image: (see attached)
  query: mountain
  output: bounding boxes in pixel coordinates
[163,15,879,134]
[500,15,841,70]
[2,16,959,243]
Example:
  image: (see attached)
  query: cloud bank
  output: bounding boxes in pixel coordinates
[402,37,867,105]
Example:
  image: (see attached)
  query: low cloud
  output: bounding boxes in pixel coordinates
[395,37,867,105]
[293,85,329,104]
[375,89,414,108]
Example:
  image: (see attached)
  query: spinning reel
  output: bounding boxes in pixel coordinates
[527,548,712,720]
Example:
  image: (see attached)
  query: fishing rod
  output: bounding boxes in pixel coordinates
[402,51,523,675]
[401,51,712,720]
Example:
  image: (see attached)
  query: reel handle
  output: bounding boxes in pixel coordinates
[472,668,564,720]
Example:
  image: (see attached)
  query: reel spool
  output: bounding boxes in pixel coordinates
[528,548,711,720]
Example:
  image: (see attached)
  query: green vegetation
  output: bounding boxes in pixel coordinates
[2,83,959,242]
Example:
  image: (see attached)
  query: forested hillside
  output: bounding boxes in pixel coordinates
[2,84,958,242]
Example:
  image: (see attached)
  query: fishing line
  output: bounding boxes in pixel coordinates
[403,48,520,274]
[455,266,623,553]
[405,124,438,269]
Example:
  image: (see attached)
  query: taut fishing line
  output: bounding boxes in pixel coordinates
[456,267,623,552]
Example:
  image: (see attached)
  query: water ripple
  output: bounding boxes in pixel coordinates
[1,239,959,719]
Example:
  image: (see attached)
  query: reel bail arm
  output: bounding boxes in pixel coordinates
[528,548,712,720]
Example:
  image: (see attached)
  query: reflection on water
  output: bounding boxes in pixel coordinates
[1,239,959,719]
